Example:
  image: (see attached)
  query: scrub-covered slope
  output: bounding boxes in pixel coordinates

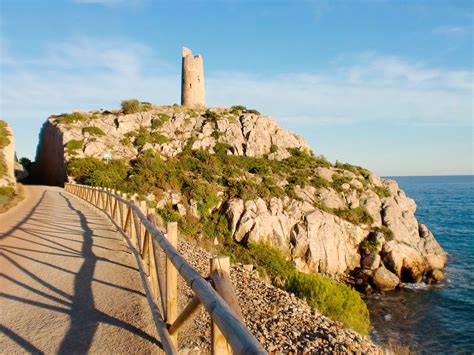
[35,102,447,292]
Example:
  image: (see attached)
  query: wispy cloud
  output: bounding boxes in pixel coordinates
[207,54,473,127]
[73,0,145,8]
[1,37,472,160]
[433,25,470,37]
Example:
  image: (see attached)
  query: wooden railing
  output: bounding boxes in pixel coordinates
[65,183,266,355]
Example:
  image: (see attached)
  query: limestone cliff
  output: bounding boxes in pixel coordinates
[35,104,447,291]
[0,120,16,188]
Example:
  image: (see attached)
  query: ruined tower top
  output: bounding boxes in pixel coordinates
[181,47,206,108]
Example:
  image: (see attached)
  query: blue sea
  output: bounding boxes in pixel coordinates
[365,175,474,353]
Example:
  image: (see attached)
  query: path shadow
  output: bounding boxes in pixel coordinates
[0,188,161,353]
[0,325,44,354]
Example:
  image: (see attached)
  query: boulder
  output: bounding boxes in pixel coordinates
[315,167,334,182]
[350,178,364,189]
[427,269,445,283]
[316,187,346,209]
[373,266,399,291]
[295,210,367,274]
[362,254,381,270]
[360,190,382,226]
[382,241,425,282]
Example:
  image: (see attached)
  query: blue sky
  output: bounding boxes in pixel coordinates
[0,0,472,176]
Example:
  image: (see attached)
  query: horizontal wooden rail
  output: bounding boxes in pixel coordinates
[65,183,266,355]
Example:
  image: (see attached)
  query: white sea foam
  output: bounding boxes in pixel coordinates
[401,282,431,290]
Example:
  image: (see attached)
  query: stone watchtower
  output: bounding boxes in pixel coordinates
[181,47,206,108]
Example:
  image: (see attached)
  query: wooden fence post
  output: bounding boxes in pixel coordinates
[210,256,235,355]
[166,222,178,348]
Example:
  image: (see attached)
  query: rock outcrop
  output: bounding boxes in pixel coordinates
[0,120,16,188]
[34,121,69,186]
[34,104,447,290]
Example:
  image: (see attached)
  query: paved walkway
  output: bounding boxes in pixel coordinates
[0,185,161,354]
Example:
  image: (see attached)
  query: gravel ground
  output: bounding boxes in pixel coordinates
[173,239,383,354]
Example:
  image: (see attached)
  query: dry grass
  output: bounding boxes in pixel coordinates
[384,338,414,355]
[0,183,25,214]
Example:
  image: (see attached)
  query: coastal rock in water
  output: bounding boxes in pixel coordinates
[382,241,425,282]
[373,266,400,291]
[418,223,448,270]
[427,269,445,283]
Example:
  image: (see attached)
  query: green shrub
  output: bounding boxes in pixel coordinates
[211,130,223,139]
[229,105,247,114]
[203,110,220,122]
[120,137,132,146]
[220,241,295,281]
[203,212,231,240]
[127,127,169,149]
[270,144,278,153]
[151,131,169,144]
[330,174,351,192]
[310,175,330,188]
[53,112,87,125]
[158,204,182,223]
[65,139,84,155]
[151,113,170,129]
[183,180,219,218]
[121,99,141,114]
[68,157,128,189]
[88,160,128,188]
[332,207,373,225]
[0,120,10,177]
[0,120,10,147]
[246,109,261,115]
[372,225,395,241]
[0,186,15,197]
[360,237,380,255]
[373,185,391,198]
[335,162,371,179]
[229,105,260,115]
[214,142,231,158]
[82,126,106,136]
[218,240,370,335]
[285,272,370,335]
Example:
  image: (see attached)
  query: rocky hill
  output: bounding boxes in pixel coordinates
[35,102,447,294]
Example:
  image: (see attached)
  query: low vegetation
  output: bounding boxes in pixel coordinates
[82,126,106,136]
[372,225,395,241]
[335,161,370,179]
[121,99,152,114]
[65,139,84,156]
[124,127,169,150]
[285,271,370,335]
[373,185,391,198]
[0,184,24,213]
[0,120,10,177]
[53,112,88,125]
[219,240,370,335]
[229,105,261,115]
[332,206,374,225]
